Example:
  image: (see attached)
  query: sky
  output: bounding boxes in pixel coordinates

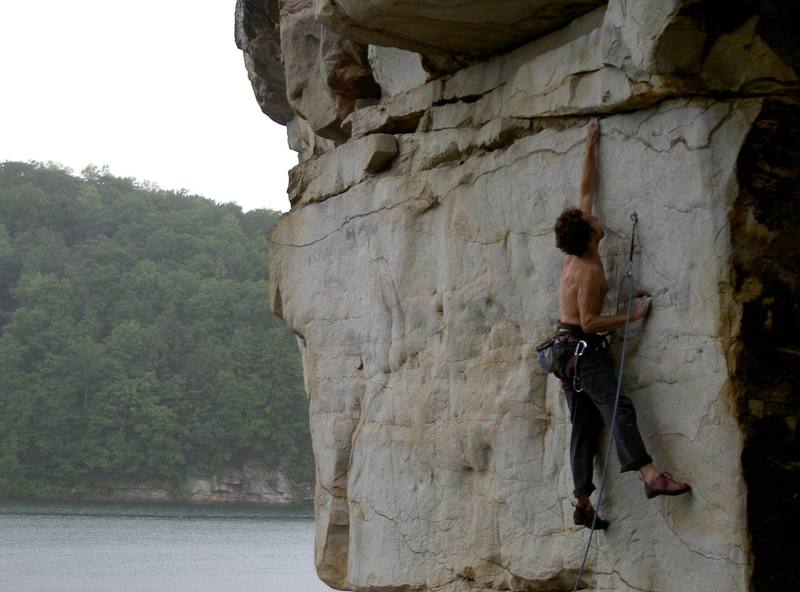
[0,1,297,212]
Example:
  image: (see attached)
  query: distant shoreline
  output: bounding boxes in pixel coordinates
[0,466,315,506]
[0,486,314,505]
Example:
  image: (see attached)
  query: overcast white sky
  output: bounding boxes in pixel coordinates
[0,1,297,212]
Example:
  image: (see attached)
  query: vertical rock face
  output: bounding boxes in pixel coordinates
[238,1,799,590]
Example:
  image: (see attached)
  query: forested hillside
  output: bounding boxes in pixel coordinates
[0,161,311,498]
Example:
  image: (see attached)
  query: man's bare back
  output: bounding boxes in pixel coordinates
[559,255,607,328]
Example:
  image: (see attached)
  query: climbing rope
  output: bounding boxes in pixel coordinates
[572,212,639,592]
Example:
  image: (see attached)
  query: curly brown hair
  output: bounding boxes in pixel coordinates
[554,208,593,256]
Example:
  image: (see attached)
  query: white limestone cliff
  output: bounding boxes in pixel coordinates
[237,1,800,590]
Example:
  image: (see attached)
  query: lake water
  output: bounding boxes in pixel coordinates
[0,500,337,592]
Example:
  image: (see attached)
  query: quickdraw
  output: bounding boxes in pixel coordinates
[571,339,588,393]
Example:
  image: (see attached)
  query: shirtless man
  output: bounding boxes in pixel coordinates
[553,118,690,530]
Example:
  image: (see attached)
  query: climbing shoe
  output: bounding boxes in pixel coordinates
[572,503,609,530]
[644,472,691,499]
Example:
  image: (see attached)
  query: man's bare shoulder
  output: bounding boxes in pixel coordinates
[565,255,603,278]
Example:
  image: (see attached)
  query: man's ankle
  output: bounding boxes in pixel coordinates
[640,464,659,484]
[575,495,591,509]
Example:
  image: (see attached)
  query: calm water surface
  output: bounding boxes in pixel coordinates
[0,500,337,592]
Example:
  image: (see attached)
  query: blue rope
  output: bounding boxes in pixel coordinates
[572,213,639,591]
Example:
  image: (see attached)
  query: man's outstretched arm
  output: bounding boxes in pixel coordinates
[579,118,599,215]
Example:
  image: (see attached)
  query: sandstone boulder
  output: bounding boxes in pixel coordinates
[280,0,379,143]
[287,132,397,205]
[287,116,336,162]
[368,45,427,98]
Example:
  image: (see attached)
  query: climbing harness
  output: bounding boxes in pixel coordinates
[572,212,639,592]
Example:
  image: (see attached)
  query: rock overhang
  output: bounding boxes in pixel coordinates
[235,0,293,125]
[315,0,607,59]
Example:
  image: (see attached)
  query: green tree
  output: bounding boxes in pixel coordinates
[0,161,312,497]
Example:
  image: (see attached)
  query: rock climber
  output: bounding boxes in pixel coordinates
[552,118,691,530]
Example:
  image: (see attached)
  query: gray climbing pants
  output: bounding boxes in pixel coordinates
[554,327,653,498]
